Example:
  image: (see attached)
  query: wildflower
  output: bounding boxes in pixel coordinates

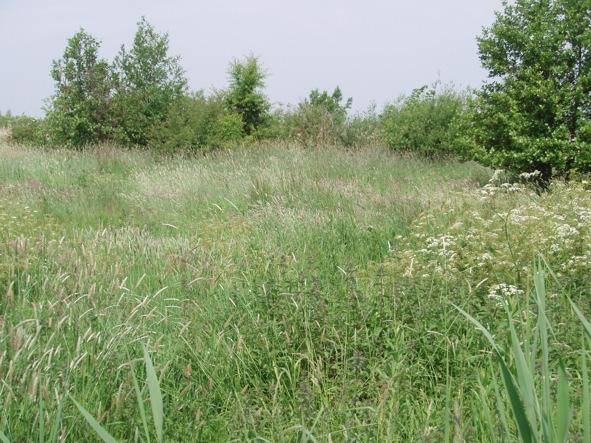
[488,283,524,303]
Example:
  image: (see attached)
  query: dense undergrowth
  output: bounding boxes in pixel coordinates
[0,140,590,441]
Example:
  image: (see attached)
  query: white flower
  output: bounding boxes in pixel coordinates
[488,283,524,302]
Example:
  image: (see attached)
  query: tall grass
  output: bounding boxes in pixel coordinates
[457,261,590,442]
[0,139,589,440]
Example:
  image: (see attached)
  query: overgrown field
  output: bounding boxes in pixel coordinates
[1,140,590,441]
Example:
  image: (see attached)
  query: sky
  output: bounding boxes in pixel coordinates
[0,0,503,116]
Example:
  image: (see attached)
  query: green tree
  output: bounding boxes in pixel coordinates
[112,17,187,146]
[469,0,591,179]
[225,56,270,136]
[46,29,113,147]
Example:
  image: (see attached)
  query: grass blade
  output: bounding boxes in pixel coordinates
[452,304,501,354]
[583,348,590,443]
[455,302,533,442]
[48,393,63,443]
[505,302,539,437]
[69,395,118,443]
[143,345,163,443]
[0,430,10,443]
[556,362,571,443]
[38,378,45,443]
[497,353,534,443]
[534,264,553,441]
[570,300,591,340]
[130,355,151,443]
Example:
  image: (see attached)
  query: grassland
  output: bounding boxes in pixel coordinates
[1,140,590,441]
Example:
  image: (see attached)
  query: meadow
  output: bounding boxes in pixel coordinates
[1,137,590,441]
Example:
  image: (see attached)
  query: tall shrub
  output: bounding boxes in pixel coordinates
[284,87,353,148]
[149,92,243,152]
[381,84,467,157]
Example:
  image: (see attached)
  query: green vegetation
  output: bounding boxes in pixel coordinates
[45,29,113,146]
[0,139,590,440]
[148,92,244,153]
[111,17,188,147]
[224,56,269,137]
[467,0,591,180]
[381,83,466,157]
[2,0,591,440]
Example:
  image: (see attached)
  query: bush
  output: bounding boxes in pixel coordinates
[282,87,355,148]
[340,107,382,148]
[381,84,467,157]
[9,116,49,146]
[0,111,16,128]
[149,93,243,152]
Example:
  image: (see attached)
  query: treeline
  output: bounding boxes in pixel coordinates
[5,0,591,180]
[4,18,386,152]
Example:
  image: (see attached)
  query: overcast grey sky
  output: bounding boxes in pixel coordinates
[0,0,503,116]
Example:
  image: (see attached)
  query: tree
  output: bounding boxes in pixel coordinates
[112,17,187,146]
[469,0,591,180]
[46,29,113,146]
[225,56,270,136]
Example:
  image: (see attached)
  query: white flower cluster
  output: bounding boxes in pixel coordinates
[488,283,524,302]
[374,180,591,293]
[519,170,542,181]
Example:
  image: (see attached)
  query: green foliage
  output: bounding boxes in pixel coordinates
[457,263,591,443]
[282,87,357,148]
[340,107,382,148]
[72,346,164,443]
[0,111,15,128]
[3,141,591,440]
[111,17,187,146]
[149,92,243,152]
[469,0,591,179]
[8,116,49,146]
[45,29,113,147]
[224,56,270,136]
[381,83,467,157]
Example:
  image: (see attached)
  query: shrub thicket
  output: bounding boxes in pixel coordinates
[8,116,49,146]
[149,93,243,152]
[0,111,15,128]
[381,84,467,157]
[276,87,378,147]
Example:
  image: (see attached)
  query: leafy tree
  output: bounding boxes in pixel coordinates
[46,29,113,146]
[225,56,270,136]
[112,17,187,146]
[469,0,591,179]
